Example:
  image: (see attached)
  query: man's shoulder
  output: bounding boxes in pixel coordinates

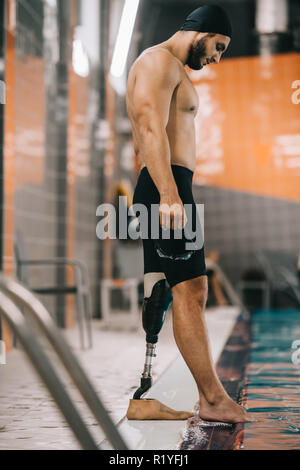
[133,46,182,74]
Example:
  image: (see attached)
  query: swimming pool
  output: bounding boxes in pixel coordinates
[179,309,300,450]
[241,309,300,450]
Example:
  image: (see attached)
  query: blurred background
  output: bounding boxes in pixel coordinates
[0,0,299,351]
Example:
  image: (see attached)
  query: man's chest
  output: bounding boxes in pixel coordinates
[171,74,199,114]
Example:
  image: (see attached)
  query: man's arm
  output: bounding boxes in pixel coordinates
[131,49,180,195]
[130,49,186,229]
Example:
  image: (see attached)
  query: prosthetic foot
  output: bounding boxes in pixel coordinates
[127,274,194,420]
[126,398,194,420]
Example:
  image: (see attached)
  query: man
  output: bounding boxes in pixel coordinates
[126,5,255,423]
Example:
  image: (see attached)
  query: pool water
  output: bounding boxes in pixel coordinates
[241,309,300,450]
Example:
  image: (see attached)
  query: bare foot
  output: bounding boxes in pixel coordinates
[198,396,256,424]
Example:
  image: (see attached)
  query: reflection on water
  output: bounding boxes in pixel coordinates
[242,310,300,450]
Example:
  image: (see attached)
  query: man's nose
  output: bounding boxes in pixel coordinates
[212,52,222,64]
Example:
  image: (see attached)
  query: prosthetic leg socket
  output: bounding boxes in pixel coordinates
[133,279,172,400]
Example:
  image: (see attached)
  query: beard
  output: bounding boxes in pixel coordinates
[186,36,208,70]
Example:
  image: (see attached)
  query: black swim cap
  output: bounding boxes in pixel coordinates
[180,4,232,38]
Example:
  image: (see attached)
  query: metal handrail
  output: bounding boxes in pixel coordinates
[0,272,129,450]
[255,251,300,307]
[277,266,300,305]
[17,257,93,349]
[0,290,98,450]
[206,258,250,318]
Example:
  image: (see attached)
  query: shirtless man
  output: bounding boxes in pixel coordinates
[126,5,255,423]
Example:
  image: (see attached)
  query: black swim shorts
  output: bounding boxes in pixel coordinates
[132,164,207,289]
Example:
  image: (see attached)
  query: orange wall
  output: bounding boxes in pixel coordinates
[15,57,45,186]
[2,0,16,351]
[1,0,84,344]
[189,53,300,202]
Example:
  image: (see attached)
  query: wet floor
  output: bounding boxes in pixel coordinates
[242,309,300,450]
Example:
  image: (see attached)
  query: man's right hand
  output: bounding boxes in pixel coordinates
[159,191,188,231]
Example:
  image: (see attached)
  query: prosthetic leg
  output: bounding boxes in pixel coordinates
[134,273,172,399]
[126,273,194,420]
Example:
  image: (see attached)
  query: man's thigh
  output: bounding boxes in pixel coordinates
[158,245,207,289]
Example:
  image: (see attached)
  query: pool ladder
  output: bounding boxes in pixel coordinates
[0,272,129,450]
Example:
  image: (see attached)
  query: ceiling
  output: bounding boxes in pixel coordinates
[136,0,299,58]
